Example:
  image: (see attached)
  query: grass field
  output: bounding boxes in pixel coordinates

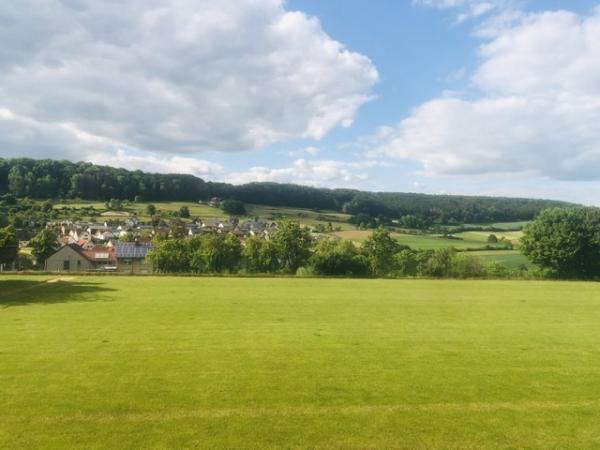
[54,200,230,220]
[52,200,353,227]
[2,276,600,448]
[455,230,523,244]
[462,221,530,230]
[333,230,501,250]
[468,250,531,268]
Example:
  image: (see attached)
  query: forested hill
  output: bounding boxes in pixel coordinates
[0,158,573,224]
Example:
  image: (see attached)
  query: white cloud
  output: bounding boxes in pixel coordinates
[88,150,224,179]
[415,0,498,17]
[415,0,524,27]
[288,146,321,157]
[0,105,225,178]
[0,107,116,161]
[225,159,381,187]
[375,6,600,181]
[457,2,495,23]
[0,0,377,157]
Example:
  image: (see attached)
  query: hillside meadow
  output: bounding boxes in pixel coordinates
[2,275,600,448]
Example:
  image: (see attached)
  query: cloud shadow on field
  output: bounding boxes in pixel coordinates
[0,279,116,308]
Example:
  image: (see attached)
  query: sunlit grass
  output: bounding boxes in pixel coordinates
[2,276,600,448]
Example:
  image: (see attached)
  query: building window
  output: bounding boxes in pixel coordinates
[63,260,70,271]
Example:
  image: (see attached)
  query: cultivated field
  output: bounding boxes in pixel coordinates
[2,276,600,449]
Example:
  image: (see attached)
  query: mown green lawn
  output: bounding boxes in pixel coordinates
[2,276,600,449]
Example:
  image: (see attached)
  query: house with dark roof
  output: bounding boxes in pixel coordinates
[115,242,154,274]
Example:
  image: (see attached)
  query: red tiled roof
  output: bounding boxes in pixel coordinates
[82,246,117,262]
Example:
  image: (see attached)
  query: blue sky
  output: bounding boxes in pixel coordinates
[2,0,600,203]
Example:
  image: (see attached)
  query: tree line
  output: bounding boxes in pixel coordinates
[147,221,532,279]
[0,158,572,224]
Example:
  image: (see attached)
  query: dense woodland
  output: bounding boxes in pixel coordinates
[0,158,572,224]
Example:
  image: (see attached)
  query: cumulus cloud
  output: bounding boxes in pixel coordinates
[288,146,321,157]
[0,107,117,161]
[0,105,225,178]
[225,159,384,187]
[375,6,600,181]
[0,0,377,158]
[87,150,225,179]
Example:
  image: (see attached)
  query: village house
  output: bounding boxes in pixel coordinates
[45,244,117,273]
[202,218,221,232]
[187,223,202,236]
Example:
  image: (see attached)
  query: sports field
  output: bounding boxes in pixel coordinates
[2,276,600,448]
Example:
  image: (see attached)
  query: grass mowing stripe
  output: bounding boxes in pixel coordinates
[11,399,600,424]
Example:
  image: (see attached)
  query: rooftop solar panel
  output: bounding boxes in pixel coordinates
[116,243,154,258]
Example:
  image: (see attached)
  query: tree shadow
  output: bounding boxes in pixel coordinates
[0,279,117,308]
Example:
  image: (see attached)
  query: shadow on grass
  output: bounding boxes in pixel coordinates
[0,279,116,308]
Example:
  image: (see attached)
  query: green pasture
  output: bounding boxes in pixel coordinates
[333,230,500,250]
[2,276,600,448]
[54,200,228,220]
[461,221,530,230]
[133,201,229,219]
[455,230,524,245]
[468,250,531,268]
[47,200,354,227]
[248,205,354,230]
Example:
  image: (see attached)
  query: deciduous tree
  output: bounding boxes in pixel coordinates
[521,207,600,278]
[30,229,58,267]
[273,219,312,273]
[362,228,401,276]
[0,225,18,266]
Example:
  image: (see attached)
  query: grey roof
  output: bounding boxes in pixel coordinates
[116,242,154,259]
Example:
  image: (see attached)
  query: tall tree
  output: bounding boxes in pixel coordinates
[362,228,402,276]
[30,229,58,268]
[191,234,242,273]
[0,225,18,266]
[521,207,600,278]
[311,239,369,276]
[272,219,312,273]
[179,206,190,218]
[147,238,193,273]
[243,237,281,273]
[221,199,246,216]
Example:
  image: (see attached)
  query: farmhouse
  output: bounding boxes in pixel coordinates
[45,241,154,273]
[45,244,117,272]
